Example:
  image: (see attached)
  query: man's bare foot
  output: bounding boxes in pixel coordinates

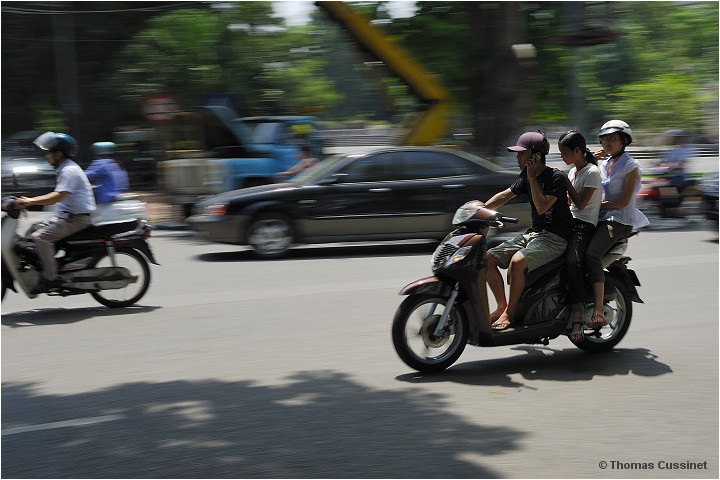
[489,305,507,324]
[491,311,512,330]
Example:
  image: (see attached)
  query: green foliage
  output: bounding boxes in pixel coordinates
[109,3,341,117]
[572,1,718,132]
[32,101,68,133]
[1,0,717,153]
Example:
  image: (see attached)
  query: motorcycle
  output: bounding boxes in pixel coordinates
[392,200,642,373]
[1,197,158,308]
[637,165,697,218]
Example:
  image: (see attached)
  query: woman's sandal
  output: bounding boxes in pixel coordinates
[491,318,513,330]
[569,321,584,342]
[590,312,606,328]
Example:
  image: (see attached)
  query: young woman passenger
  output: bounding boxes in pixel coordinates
[585,120,649,327]
[558,130,602,342]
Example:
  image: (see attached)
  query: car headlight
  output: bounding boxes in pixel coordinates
[452,206,477,225]
[204,202,228,215]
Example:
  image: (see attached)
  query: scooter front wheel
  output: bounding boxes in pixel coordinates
[392,294,468,373]
[89,248,151,308]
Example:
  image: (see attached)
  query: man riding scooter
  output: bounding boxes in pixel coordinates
[483,131,573,330]
[16,132,96,293]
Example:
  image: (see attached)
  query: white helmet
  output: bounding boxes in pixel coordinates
[598,120,632,146]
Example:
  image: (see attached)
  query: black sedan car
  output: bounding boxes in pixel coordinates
[187,147,531,258]
[1,154,56,201]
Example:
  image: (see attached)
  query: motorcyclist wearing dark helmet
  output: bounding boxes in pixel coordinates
[85,141,129,203]
[16,132,96,293]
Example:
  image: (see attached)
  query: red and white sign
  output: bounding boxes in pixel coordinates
[140,94,181,124]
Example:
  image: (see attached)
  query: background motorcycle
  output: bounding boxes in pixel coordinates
[2,197,158,308]
[637,165,698,218]
[392,201,642,373]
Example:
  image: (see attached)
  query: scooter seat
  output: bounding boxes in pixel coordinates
[524,256,565,287]
[64,219,141,241]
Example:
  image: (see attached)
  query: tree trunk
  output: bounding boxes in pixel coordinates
[465,3,526,157]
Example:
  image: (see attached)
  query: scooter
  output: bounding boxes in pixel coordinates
[1,197,158,308]
[637,165,698,218]
[392,200,642,373]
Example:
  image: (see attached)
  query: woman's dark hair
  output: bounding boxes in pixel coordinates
[558,130,596,165]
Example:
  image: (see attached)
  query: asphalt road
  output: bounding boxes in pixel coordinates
[2,219,718,478]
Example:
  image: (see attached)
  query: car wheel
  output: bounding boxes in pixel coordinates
[247,213,294,259]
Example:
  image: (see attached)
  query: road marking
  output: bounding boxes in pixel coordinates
[2,414,125,436]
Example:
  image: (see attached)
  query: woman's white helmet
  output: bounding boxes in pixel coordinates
[598,120,633,146]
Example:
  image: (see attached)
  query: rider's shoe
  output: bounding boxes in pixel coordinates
[31,277,62,294]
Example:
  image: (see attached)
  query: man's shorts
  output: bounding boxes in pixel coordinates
[487,230,568,272]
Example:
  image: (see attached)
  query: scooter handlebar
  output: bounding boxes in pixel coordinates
[1,197,23,219]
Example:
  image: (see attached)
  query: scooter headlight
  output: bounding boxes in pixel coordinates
[452,207,477,225]
[444,245,472,267]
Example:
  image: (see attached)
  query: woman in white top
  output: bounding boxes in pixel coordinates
[585,120,649,328]
[559,130,602,342]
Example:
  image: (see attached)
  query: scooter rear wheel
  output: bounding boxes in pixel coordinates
[392,294,468,373]
[89,248,151,308]
[575,275,632,352]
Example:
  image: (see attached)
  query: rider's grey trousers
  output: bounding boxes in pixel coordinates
[29,212,90,280]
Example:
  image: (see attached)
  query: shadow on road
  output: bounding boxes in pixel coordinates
[195,241,440,263]
[1,305,161,327]
[2,371,522,478]
[396,346,672,389]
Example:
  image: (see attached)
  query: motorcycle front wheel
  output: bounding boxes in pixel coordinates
[392,294,468,373]
[575,275,632,352]
[89,248,151,308]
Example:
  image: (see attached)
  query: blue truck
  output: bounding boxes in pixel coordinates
[159,106,323,216]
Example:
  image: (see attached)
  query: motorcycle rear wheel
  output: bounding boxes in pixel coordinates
[392,294,468,373]
[89,248,151,308]
[574,275,632,352]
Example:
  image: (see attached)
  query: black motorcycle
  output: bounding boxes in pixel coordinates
[2,197,158,308]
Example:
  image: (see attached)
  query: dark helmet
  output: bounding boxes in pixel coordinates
[91,141,116,156]
[33,131,78,158]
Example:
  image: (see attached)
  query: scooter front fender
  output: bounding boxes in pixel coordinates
[399,276,453,297]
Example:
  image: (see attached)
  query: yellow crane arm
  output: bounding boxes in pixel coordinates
[316,1,451,145]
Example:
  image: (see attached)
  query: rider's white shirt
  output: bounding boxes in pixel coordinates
[55,160,96,214]
[569,163,602,226]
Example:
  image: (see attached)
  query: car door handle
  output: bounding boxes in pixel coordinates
[442,184,465,189]
[369,188,392,193]
[298,199,317,206]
